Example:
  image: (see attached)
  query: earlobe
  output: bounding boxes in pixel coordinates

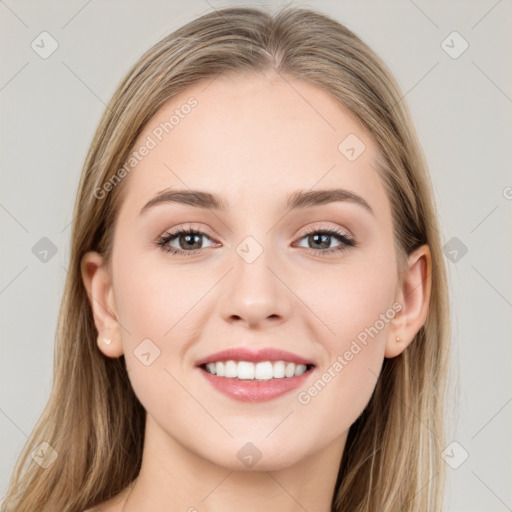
[81,251,124,358]
[385,244,432,358]
[96,334,123,358]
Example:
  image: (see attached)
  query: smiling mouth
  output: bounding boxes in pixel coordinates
[200,360,315,380]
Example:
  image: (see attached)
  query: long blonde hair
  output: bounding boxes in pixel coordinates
[2,6,451,511]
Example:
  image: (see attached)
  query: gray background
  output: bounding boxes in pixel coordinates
[1,0,511,510]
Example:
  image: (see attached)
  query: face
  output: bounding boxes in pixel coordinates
[87,71,412,471]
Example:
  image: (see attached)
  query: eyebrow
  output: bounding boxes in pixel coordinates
[139,187,374,216]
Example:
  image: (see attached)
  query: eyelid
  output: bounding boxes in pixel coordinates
[298,222,353,239]
[160,222,219,241]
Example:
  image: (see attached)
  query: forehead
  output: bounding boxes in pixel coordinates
[117,71,387,219]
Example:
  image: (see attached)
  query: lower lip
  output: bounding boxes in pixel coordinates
[198,367,314,402]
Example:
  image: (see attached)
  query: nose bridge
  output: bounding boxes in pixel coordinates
[219,230,292,326]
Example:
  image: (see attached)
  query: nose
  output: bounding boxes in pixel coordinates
[218,245,293,329]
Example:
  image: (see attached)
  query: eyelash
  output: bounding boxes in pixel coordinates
[156,226,356,257]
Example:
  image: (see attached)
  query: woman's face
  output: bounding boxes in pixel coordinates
[89,71,414,471]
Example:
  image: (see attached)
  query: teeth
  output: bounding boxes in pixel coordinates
[238,361,255,380]
[294,364,307,376]
[285,362,295,378]
[254,361,273,380]
[215,362,225,377]
[273,361,286,378]
[204,360,309,380]
[206,362,217,375]
[225,360,237,378]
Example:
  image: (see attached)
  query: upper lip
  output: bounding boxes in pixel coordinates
[195,347,316,367]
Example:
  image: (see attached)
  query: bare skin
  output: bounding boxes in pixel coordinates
[82,70,431,512]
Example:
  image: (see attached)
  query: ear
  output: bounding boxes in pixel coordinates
[385,244,432,358]
[81,251,124,358]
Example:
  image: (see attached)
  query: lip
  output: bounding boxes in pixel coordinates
[195,347,316,367]
[195,346,316,403]
[198,367,314,402]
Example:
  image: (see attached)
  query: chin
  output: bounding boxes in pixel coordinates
[203,438,308,472]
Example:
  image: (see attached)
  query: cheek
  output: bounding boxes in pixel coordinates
[295,250,396,431]
[303,247,397,347]
[296,349,383,448]
[112,253,207,421]
[113,246,209,345]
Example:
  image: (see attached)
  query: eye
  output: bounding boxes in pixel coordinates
[293,226,356,255]
[156,225,356,257]
[156,227,218,255]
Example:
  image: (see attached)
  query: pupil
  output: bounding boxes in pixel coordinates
[181,234,201,249]
[311,233,330,249]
